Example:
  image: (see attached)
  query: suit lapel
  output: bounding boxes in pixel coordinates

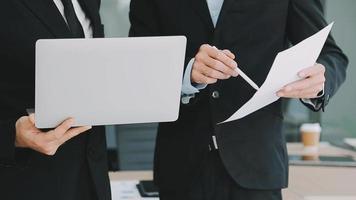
[19,0,71,38]
[215,0,234,30]
[78,0,103,38]
[192,0,215,31]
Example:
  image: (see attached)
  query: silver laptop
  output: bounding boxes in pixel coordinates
[35,36,186,128]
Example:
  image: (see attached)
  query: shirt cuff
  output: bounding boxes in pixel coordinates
[181,58,207,95]
[301,85,325,110]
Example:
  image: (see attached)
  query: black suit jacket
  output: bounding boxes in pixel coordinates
[129,0,348,190]
[0,0,111,200]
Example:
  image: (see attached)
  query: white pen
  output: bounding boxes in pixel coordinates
[234,67,260,91]
[213,46,259,90]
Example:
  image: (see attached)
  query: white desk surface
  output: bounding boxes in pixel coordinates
[110,143,356,200]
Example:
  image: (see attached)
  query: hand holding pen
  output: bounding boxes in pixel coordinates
[191,44,259,90]
[191,44,239,85]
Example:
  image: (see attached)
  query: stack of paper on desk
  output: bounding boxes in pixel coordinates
[221,22,334,124]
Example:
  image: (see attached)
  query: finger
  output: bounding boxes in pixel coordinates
[277,89,305,98]
[203,56,238,77]
[277,84,322,98]
[298,63,325,78]
[304,90,324,98]
[39,140,59,156]
[49,118,75,140]
[20,115,40,134]
[281,75,324,92]
[195,61,229,79]
[300,84,324,97]
[301,92,320,99]
[31,133,56,154]
[199,61,232,79]
[202,67,230,80]
[59,126,92,145]
[222,49,236,60]
[192,69,218,84]
[283,90,320,99]
[212,46,236,60]
[207,47,238,70]
[29,114,36,124]
[278,89,318,99]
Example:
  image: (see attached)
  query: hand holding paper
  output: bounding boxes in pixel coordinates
[220,22,334,124]
[277,63,325,99]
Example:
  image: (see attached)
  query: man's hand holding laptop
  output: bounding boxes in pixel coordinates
[15,114,91,156]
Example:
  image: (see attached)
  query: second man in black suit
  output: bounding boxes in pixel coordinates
[129,0,348,199]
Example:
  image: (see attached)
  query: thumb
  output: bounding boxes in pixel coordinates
[29,114,36,124]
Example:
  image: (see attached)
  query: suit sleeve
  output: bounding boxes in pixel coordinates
[286,0,348,111]
[0,1,33,168]
[0,4,18,166]
[0,119,18,166]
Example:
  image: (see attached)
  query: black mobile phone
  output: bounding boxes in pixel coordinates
[136,180,159,198]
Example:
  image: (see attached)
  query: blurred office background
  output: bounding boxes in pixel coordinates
[100,0,356,171]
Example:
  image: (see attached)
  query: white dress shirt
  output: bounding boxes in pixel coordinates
[206,0,224,27]
[53,0,93,38]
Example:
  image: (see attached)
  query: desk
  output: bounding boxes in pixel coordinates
[284,166,356,200]
[110,143,356,200]
[287,142,356,159]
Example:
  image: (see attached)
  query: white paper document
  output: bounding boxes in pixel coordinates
[221,22,334,124]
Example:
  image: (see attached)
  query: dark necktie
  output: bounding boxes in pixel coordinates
[61,0,85,38]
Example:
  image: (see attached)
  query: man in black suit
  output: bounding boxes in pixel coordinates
[0,0,111,200]
[129,0,348,199]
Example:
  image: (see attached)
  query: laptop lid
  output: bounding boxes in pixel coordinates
[35,36,186,128]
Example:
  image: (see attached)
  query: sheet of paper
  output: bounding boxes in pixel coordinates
[221,22,334,124]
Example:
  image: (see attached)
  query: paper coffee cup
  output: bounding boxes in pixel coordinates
[300,123,322,154]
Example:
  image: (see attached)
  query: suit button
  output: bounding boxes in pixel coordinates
[212,91,220,99]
